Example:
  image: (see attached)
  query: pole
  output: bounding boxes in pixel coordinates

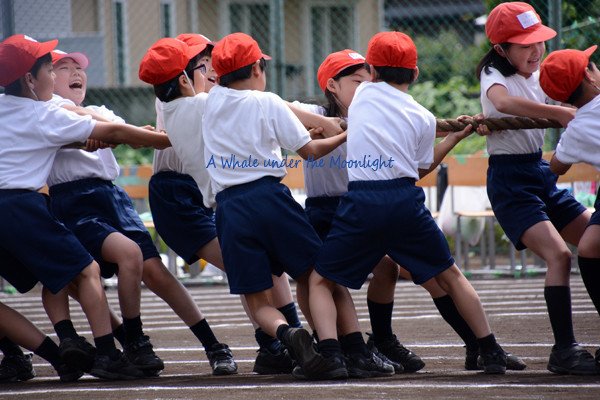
[1,0,15,39]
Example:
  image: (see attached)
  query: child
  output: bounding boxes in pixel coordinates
[0,302,81,382]
[47,49,164,376]
[539,45,600,367]
[201,32,350,378]
[477,2,597,375]
[144,33,299,375]
[298,49,525,373]
[305,31,510,379]
[0,34,169,380]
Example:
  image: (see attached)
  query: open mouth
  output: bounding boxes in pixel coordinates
[207,77,216,83]
[69,82,83,89]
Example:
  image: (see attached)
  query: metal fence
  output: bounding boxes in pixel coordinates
[1,0,598,156]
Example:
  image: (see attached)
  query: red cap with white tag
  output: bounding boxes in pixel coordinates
[485,2,556,45]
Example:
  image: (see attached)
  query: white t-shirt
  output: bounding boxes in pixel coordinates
[162,93,216,208]
[203,85,311,194]
[0,94,96,190]
[47,95,121,186]
[347,81,435,181]
[292,101,348,198]
[554,95,600,170]
[480,67,547,155]
[153,98,185,174]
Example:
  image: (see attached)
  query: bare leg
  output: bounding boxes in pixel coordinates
[0,302,46,351]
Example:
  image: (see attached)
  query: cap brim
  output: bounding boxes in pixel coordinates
[508,25,557,45]
[262,53,272,60]
[584,45,598,59]
[187,43,209,58]
[53,52,89,69]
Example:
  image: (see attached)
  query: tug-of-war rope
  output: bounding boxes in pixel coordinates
[436,117,562,132]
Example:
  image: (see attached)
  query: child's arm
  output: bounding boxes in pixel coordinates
[486,84,576,127]
[418,125,473,179]
[89,122,171,149]
[549,153,572,176]
[286,102,344,138]
[296,129,347,160]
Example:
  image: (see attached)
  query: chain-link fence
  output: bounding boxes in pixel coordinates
[1,0,598,159]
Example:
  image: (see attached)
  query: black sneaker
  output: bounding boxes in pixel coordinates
[468,348,527,371]
[206,343,238,375]
[89,350,145,380]
[366,334,424,372]
[59,336,96,373]
[366,339,403,373]
[345,351,395,378]
[281,328,319,368]
[54,362,83,383]
[252,347,294,375]
[0,353,35,383]
[547,344,599,375]
[291,354,348,380]
[124,335,164,375]
[596,348,600,367]
[480,347,507,374]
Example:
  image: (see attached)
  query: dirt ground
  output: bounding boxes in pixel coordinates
[1,276,599,400]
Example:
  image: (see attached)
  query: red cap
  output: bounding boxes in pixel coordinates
[0,34,58,86]
[139,38,206,85]
[540,45,598,103]
[366,31,417,69]
[211,32,271,78]
[176,33,214,53]
[317,49,366,92]
[51,49,89,69]
[486,2,556,45]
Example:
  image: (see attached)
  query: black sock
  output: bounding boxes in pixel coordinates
[433,295,478,351]
[317,338,343,358]
[339,331,369,356]
[34,337,61,368]
[94,333,118,357]
[278,302,302,328]
[275,324,290,343]
[367,299,394,343]
[578,256,600,317]
[54,319,79,341]
[123,315,144,344]
[477,333,500,354]
[112,324,127,347]
[544,286,576,348]
[255,328,281,353]
[0,337,24,357]
[190,319,218,351]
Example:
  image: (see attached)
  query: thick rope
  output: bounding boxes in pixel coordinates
[436,116,562,132]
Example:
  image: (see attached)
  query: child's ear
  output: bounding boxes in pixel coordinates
[178,74,189,89]
[412,67,420,83]
[493,44,507,58]
[326,78,338,93]
[252,60,262,77]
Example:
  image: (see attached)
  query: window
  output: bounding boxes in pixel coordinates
[160,0,176,38]
[112,0,128,85]
[229,2,271,62]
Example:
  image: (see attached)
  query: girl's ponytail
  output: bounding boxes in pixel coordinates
[476,44,517,80]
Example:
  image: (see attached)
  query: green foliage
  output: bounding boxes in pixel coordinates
[113,146,154,165]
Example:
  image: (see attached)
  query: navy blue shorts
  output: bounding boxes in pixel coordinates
[215,177,322,294]
[0,190,93,294]
[305,196,341,241]
[149,172,216,265]
[316,178,454,289]
[589,186,600,227]
[49,178,160,278]
[487,151,586,250]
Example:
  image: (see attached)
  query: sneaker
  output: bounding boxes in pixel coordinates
[54,362,83,383]
[366,339,403,373]
[291,354,348,380]
[596,348,600,367]
[0,353,35,383]
[281,328,319,368]
[252,347,294,375]
[59,336,96,373]
[345,351,395,379]
[547,344,599,375]
[366,333,424,372]
[206,343,238,375]
[89,350,146,380]
[480,347,507,374]
[467,348,527,371]
[124,335,164,375]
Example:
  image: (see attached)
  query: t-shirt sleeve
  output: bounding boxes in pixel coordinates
[415,112,436,169]
[480,67,508,99]
[554,123,583,165]
[155,98,165,131]
[268,94,311,152]
[86,105,125,124]
[290,100,323,115]
[37,103,97,146]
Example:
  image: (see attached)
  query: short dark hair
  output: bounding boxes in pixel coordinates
[219,58,267,88]
[4,52,52,96]
[154,53,204,102]
[565,61,594,105]
[324,63,370,118]
[476,44,518,80]
[372,65,416,85]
